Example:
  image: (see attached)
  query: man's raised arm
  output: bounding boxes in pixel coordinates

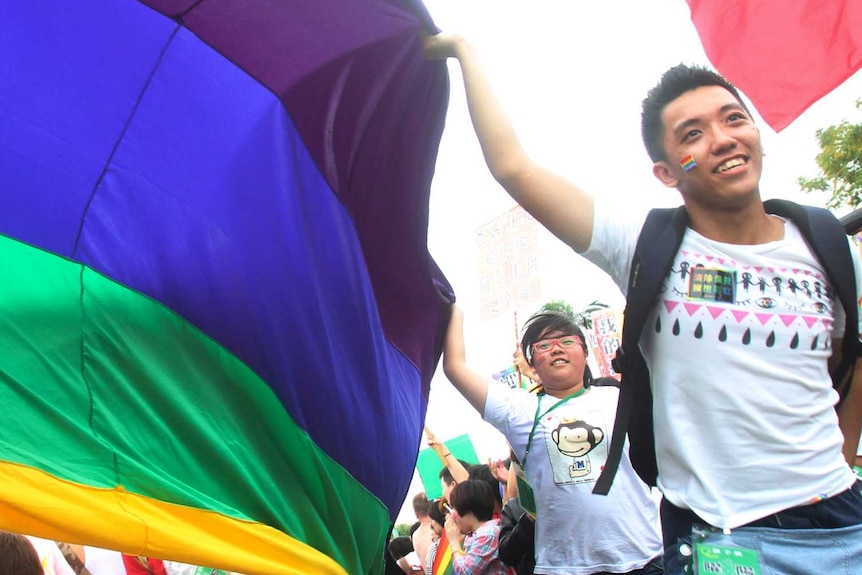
[423,33,595,253]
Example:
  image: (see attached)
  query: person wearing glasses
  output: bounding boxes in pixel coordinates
[442,306,662,575]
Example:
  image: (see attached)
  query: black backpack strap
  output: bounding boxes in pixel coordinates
[593,207,688,494]
[590,376,621,389]
[764,199,861,401]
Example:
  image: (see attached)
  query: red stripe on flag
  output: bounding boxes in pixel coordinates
[686,0,862,131]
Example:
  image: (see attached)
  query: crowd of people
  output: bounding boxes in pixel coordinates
[4,18,862,575]
[0,534,238,575]
[393,26,862,575]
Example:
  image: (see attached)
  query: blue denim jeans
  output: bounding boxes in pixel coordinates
[661,480,862,575]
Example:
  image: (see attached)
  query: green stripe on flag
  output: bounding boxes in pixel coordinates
[0,234,387,575]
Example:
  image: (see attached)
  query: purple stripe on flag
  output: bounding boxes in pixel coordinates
[140,0,453,394]
[0,0,449,517]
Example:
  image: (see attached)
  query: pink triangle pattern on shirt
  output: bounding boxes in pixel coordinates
[707,306,725,319]
[778,314,797,327]
[684,251,740,268]
[802,315,820,329]
[731,310,750,323]
[754,267,763,274]
[664,300,681,314]
[823,318,834,331]
[684,303,701,316]
[755,313,772,325]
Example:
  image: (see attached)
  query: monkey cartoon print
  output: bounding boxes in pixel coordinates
[544,404,609,485]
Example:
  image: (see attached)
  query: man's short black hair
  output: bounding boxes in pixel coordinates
[439,459,471,484]
[520,311,588,365]
[428,497,446,525]
[387,536,414,561]
[641,64,751,163]
[467,463,502,505]
[449,480,496,523]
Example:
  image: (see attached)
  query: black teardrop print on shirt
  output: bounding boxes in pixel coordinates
[673,319,680,336]
[825,338,831,350]
[766,331,775,347]
[718,325,727,342]
[742,328,751,345]
[790,333,799,349]
[811,335,819,350]
[655,316,662,333]
[694,322,703,339]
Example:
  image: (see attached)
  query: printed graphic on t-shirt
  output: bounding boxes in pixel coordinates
[659,250,835,350]
[688,268,736,303]
[542,405,608,485]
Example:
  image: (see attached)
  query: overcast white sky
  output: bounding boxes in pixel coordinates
[396,0,862,524]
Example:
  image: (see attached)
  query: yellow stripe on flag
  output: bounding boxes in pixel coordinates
[0,461,347,575]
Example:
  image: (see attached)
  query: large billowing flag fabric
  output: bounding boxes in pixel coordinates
[0,1,451,574]
[687,0,862,131]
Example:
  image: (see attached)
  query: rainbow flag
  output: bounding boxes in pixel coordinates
[679,155,697,172]
[432,531,455,575]
[0,1,450,574]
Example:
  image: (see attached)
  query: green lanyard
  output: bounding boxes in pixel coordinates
[522,387,586,470]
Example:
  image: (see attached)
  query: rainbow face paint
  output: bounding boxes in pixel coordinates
[680,155,697,172]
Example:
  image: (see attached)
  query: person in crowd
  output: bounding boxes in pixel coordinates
[425,426,471,502]
[122,555,168,575]
[0,531,44,575]
[423,30,862,575]
[467,464,504,517]
[425,498,447,575]
[441,306,662,574]
[389,536,422,574]
[23,536,75,575]
[411,492,435,568]
[440,462,470,505]
[444,480,512,575]
[498,458,535,575]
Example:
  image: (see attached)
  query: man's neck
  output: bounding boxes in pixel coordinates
[687,201,784,245]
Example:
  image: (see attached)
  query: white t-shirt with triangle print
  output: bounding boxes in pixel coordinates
[585,205,861,529]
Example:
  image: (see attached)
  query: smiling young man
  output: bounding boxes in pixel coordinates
[425,32,862,575]
[442,307,663,575]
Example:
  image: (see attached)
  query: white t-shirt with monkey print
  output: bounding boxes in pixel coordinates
[484,384,662,575]
[585,203,862,529]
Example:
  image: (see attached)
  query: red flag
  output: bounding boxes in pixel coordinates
[687,0,862,131]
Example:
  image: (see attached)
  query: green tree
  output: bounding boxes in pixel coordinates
[798,98,862,209]
[536,299,609,329]
[393,523,413,537]
[537,299,576,321]
[572,300,610,330]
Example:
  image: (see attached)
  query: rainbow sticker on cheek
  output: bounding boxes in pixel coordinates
[679,155,697,172]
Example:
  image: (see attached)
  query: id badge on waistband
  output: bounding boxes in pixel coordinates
[692,525,761,575]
